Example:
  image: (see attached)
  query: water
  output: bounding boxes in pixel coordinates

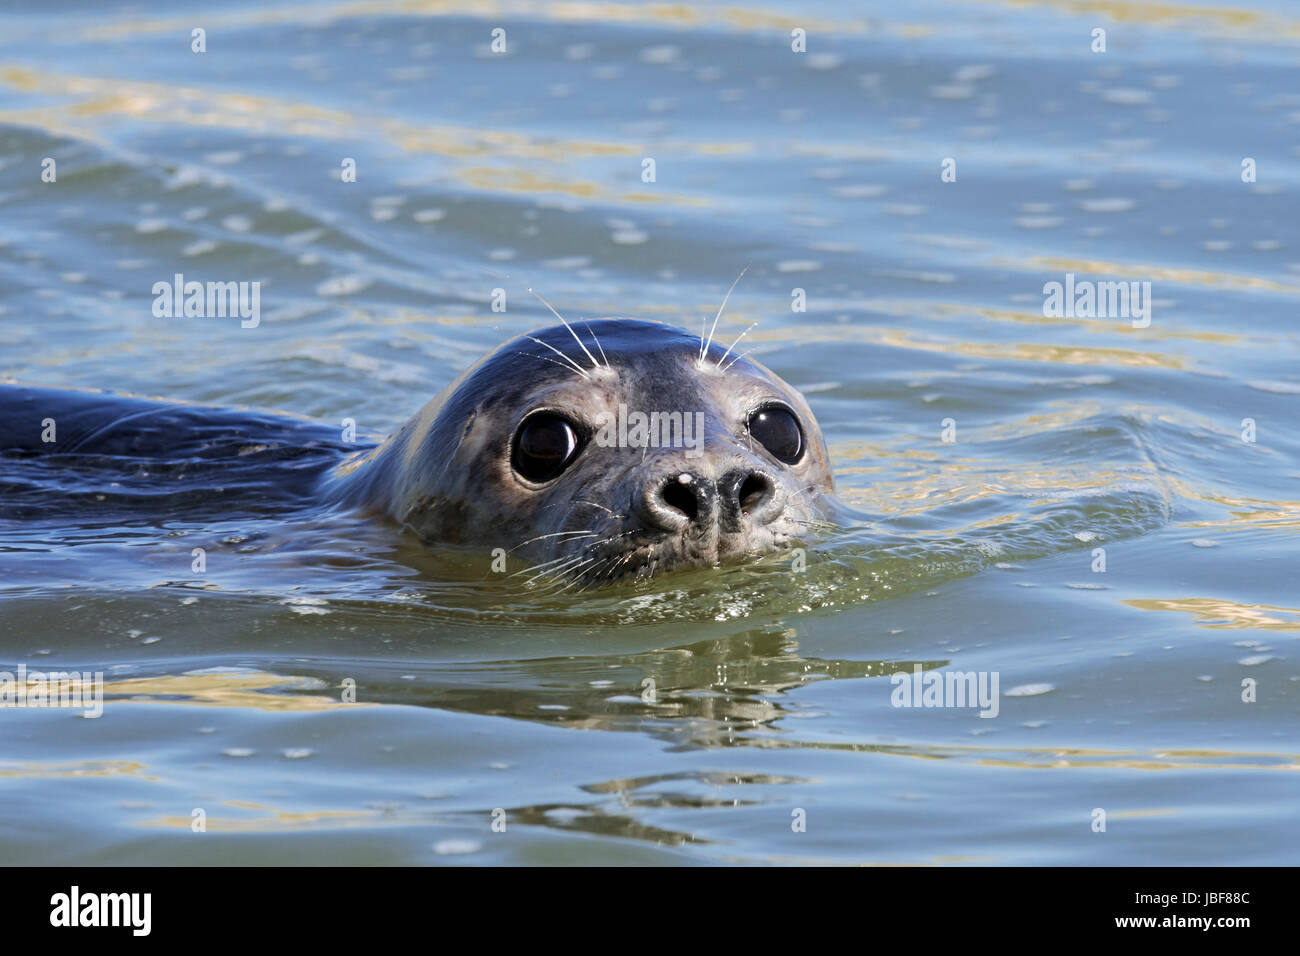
[1,0,1298,865]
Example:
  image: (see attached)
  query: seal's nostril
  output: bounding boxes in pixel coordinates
[737,473,772,515]
[661,479,699,522]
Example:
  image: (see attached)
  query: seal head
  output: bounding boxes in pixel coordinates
[327,318,836,585]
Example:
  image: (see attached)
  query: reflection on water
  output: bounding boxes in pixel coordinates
[35,622,1299,855]
[1,0,1299,864]
[1125,596,1300,631]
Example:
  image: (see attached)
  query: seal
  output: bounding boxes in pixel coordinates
[0,318,837,586]
[322,317,837,585]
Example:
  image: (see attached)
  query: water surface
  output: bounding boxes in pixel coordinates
[1,0,1298,865]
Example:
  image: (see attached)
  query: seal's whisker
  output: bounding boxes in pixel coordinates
[788,483,821,502]
[570,499,627,519]
[776,510,837,534]
[582,319,609,369]
[700,265,748,363]
[777,515,822,529]
[521,554,588,586]
[528,287,603,370]
[602,548,641,584]
[716,322,757,369]
[508,529,596,553]
[722,347,757,372]
[591,528,644,548]
[522,352,590,380]
[532,554,601,593]
[576,553,626,590]
[552,558,601,593]
[522,338,590,380]
[549,530,645,587]
[508,555,571,580]
[511,545,598,579]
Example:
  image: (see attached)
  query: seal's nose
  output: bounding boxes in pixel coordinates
[640,468,783,533]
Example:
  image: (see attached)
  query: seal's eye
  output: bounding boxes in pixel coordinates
[512,412,582,483]
[747,405,804,464]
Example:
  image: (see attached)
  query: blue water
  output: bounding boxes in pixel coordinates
[1,0,1298,864]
